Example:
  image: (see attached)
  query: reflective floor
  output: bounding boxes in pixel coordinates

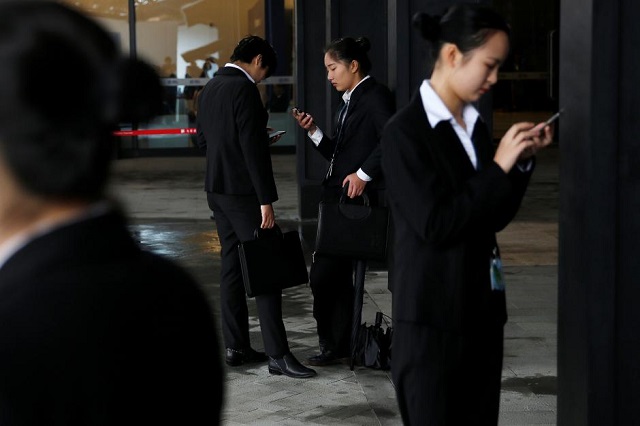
[113,149,560,425]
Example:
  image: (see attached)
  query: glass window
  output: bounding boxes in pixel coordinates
[63,1,130,53]
[64,0,296,153]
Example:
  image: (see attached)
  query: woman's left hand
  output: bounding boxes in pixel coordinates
[519,123,555,160]
[342,173,367,198]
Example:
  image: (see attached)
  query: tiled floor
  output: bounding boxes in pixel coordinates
[113,147,560,425]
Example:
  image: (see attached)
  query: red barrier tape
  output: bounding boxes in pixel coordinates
[113,128,197,136]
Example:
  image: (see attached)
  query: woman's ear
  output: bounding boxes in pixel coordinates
[349,60,360,74]
[440,43,461,69]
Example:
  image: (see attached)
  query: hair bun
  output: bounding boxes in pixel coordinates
[355,36,371,53]
[116,58,163,123]
[412,12,441,42]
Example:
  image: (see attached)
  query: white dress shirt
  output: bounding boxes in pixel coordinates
[420,80,480,169]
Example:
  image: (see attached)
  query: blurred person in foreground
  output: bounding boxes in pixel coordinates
[0,1,223,424]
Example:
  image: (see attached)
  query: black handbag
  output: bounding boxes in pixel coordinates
[238,225,309,298]
[315,191,389,260]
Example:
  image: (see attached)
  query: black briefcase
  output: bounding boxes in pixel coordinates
[315,192,389,260]
[238,226,309,298]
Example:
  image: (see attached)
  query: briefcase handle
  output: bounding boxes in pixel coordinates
[339,184,370,206]
[253,224,283,240]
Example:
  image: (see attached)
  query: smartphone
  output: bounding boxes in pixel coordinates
[292,107,305,116]
[268,130,286,139]
[544,108,564,126]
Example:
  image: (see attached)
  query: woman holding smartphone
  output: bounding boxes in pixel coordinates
[381,5,553,425]
[293,36,394,366]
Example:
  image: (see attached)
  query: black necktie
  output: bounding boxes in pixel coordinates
[326,100,349,180]
[335,100,349,137]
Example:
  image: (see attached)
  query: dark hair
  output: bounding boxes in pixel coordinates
[230,35,278,78]
[324,37,372,76]
[413,4,510,61]
[0,0,162,201]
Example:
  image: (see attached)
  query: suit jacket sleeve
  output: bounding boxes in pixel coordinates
[360,89,395,179]
[314,132,337,161]
[492,161,534,232]
[196,123,207,151]
[236,83,278,205]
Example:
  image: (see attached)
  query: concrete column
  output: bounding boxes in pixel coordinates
[558,0,640,424]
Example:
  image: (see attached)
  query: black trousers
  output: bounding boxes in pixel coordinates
[309,255,354,355]
[392,321,504,426]
[309,186,389,354]
[208,192,289,358]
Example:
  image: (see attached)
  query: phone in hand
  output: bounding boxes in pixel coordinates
[533,108,563,136]
[544,108,564,126]
[292,107,305,117]
[268,130,286,139]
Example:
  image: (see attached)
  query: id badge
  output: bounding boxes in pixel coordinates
[490,247,506,291]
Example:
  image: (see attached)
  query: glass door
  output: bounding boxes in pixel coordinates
[65,0,296,154]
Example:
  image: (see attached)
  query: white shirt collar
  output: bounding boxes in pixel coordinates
[224,63,255,84]
[342,75,371,103]
[419,79,479,132]
[419,79,480,169]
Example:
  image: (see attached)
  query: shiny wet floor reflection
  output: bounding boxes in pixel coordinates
[130,219,310,260]
[131,221,222,258]
[127,218,319,355]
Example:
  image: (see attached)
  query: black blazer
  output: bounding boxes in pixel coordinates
[196,67,278,205]
[381,91,533,332]
[0,210,223,425]
[316,77,394,190]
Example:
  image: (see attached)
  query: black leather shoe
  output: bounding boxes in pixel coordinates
[268,353,317,378]
[307,350,349,366]
[225,347,268,367]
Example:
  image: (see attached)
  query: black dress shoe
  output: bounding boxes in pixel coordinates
[268,353,317,378]
[307,350,349,366]
[225,347,268,367]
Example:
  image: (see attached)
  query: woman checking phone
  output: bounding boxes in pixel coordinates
[293,37,394,366]
[381,5,553,425]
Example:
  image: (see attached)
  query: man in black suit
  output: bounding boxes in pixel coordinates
[196,36,316,379]
[0,2,223,424]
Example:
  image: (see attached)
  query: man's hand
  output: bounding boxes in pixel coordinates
[266,127,284,145]
[260,204,275,229]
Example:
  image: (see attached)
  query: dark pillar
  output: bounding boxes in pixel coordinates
[558,0,640,424]
[265,0,288,75]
